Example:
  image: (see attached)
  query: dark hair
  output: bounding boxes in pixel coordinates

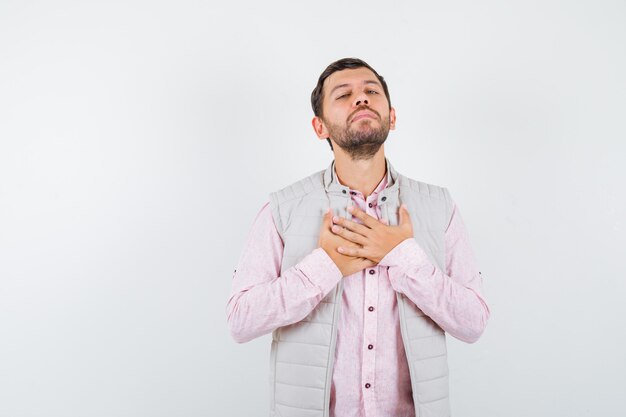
[311,58,392,150]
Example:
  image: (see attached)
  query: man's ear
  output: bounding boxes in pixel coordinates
[312,116,329,140]
[389,107,397,130]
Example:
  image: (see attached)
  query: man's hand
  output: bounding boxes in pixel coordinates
[318,208,376,277]
[330,204,414,264]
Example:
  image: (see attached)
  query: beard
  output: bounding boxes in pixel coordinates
[326,111,390,161]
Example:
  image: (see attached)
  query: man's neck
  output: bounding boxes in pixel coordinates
[332,147,387,200]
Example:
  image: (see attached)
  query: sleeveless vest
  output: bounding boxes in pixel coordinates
[267,158,454,417]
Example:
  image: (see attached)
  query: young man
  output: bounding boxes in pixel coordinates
[227,58,490,417]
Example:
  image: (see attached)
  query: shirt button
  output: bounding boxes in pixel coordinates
[368,269,375,275]
[365,383,371,389]
[368,306,374,312]
[342,189,347,194]
[381,196,387,201]
[368,202,373,208]
[368,344,374,350]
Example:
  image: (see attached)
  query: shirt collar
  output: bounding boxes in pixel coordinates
[323,156,397,193]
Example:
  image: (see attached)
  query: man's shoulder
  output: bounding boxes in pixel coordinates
[397,172,449,201]
[269,168,326,204]
[396,172,454,224]
[267,168,327,237]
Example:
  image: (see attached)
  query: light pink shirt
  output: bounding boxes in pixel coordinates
[227,172,490,417]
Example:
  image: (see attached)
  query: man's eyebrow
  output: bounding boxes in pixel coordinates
[329,80,382,96]
[363,80,382,88]
[329,83,350,96]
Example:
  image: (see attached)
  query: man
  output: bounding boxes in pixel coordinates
[227,58,490,417]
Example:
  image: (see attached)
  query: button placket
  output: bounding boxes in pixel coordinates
[345,183,387,408]
[361,207,380,405]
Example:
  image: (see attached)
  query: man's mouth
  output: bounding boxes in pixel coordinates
[350,110,377,123]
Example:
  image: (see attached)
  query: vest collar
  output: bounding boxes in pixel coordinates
[323,156,400,197]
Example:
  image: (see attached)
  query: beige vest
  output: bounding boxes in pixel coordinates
[268,158,454,417]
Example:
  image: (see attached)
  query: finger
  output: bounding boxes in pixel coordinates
[333,215,371,236]
[359,256,376,266]
[337,245,364,257]
[399,204,411,226]
[322,208,331,225]
[358,258,377,271]
[347,205,379,229]
[331,224,368,246]
[336,234,362,248]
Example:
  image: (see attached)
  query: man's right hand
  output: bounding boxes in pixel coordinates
[318,208,376,277]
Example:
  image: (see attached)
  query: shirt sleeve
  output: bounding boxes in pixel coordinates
[226,201,343,343]
[378,201,490,343]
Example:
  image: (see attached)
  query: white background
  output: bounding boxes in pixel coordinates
[1,1,625,416]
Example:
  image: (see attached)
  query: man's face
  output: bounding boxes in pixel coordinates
[313,67,396,160]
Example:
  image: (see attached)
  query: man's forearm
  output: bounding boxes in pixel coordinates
[379,238,490,343]
[227,248,342,343]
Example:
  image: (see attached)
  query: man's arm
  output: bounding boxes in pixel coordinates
[378,202,490,343]
[226,202,342,343]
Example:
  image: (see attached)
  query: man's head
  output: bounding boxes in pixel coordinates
[311,58,396,160]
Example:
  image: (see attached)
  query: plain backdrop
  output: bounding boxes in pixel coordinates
[1,1,625,416]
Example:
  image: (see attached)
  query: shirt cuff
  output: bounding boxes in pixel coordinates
[378,238,429,268]
[378,238,431,293]
[295,247,343,296]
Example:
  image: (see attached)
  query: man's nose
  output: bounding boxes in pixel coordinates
[354,93,369,107]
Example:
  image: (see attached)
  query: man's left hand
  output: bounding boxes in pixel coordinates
[330,204,414,264]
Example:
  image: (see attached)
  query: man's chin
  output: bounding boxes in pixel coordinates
[351,118,379,128]
[340,141,385,161]
[349,123,381,136]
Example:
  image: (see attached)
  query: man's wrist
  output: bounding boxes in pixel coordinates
[378,238,427,269]
[297,247,343,289]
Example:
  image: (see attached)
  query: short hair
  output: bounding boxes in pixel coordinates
[311,58,392,150]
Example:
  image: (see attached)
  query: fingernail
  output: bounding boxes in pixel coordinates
[332,216,339,222]
[347,206,354,212]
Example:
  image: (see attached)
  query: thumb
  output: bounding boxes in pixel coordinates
[318,208,331,246]
[323,207,332,224]
[399,204,411,225]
